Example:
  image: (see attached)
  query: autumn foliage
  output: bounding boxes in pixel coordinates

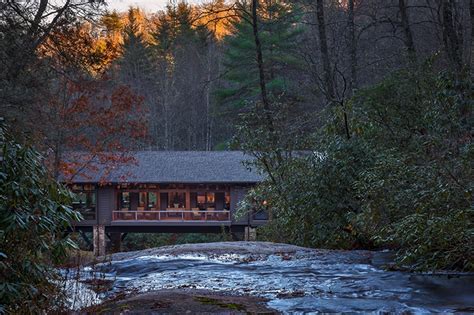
[44,76,147,182]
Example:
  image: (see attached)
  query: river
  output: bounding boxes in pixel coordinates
[66,242,474,313]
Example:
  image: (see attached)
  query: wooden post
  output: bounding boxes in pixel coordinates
[93,224,106,256]
[185,188,190,210]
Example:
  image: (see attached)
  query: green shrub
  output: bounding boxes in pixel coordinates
[381,210,473,271]
[242,65,473,271]
[349,66,473,270]
[0,125,81,312]
[239,137,377,249]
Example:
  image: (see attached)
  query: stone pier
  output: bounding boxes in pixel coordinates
[244,226,257,241]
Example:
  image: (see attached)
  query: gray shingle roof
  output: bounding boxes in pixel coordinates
[69,151,263,183]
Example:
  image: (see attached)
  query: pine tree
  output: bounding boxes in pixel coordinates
[154,1,206,54]
[118,8,153,83]
[218,0,303,109]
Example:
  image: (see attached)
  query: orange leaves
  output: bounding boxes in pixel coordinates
[47,76,148,182]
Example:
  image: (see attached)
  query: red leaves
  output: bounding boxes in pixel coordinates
[47,76,148,182]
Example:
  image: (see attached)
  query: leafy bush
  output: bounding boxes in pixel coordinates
[0,124,81,312]
[349,67,473,271]
[382,210,473,271]
[239,138,376,249]
[242,65,473,271]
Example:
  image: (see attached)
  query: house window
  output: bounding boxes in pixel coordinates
[253,200,269,220]
[225,192,231,210]
[71,184,96,220]
[119,192,130,210]
[148,192,157,210]
[138,192,147,210]
[194,192,216,210]
[207,192,215,209]
[197,192,206,209]
[168,192,185,208]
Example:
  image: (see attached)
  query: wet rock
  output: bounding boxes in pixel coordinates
[276,290,305,298]
[80,289,277,314]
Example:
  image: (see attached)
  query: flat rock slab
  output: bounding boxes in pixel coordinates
[80,289,278,314]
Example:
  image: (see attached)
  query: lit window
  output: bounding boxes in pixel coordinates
[194,192,216,210]
[207,192,215,209]
[225,192,231,210]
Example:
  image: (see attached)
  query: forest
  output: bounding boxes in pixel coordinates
[0,0,473,312]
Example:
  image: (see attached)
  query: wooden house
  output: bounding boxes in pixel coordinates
[68,151,267,254]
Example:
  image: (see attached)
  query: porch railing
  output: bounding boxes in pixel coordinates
[112,210,231,222]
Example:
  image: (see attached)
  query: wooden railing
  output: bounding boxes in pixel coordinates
[112,210,231,222]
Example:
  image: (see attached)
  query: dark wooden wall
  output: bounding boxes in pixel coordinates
[98,186,114,225]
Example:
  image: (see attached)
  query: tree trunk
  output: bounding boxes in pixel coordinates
[251,0,277,140]
[347,0,357,93]
[163,68,170,150]
[251,0,270,112]
[205,42,213,151]
[316,0,335,102]
[470,0,474,73]
[398,0,417,61]
[442,0,463,72]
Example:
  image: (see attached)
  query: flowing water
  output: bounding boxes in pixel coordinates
[67,242,474,313]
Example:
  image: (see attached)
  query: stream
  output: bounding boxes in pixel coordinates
[66,242,474,313]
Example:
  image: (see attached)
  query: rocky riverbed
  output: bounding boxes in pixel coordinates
[66,242,474,313]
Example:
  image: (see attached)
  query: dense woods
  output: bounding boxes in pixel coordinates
[0,0,473,312]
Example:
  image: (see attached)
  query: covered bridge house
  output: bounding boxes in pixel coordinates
[68,151,267,255]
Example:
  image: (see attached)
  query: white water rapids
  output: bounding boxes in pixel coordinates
[64,242,474,313]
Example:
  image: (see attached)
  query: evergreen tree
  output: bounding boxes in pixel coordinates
[118,8,153,83]
[217,0,308,187]
[153,1,206,54]
[218,0,303,109]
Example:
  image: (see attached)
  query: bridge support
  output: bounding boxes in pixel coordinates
[93,224,106,256]
[244,227,257,241]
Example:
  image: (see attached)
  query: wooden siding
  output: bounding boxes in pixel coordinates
[98,186,115,225]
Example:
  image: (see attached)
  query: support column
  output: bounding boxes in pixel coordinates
[93,224,106,256]
[244,227,257,241]
[110,232,122,253]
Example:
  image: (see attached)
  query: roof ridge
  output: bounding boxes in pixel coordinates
[65,150,262,183]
